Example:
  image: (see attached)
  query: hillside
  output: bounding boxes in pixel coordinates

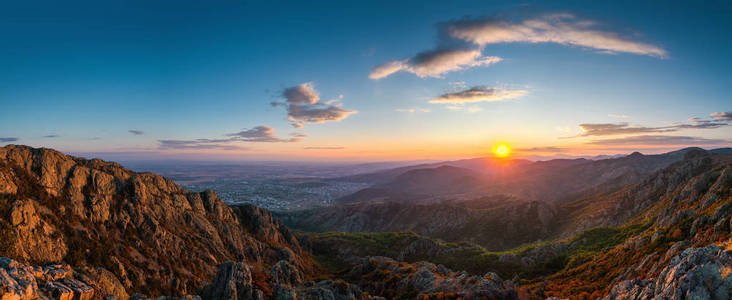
[291,149,732,299]
[0,145,518,299]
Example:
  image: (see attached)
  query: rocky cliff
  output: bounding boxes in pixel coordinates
[0,145,313,297]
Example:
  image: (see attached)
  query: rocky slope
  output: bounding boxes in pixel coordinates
[0,145,314,297]
[293,149,732,299]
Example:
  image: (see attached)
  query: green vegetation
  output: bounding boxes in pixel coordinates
[308,222,652,281]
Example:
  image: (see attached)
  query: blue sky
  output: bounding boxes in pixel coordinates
[1,0,731,161]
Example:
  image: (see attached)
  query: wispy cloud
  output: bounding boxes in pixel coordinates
[0,137,19,143]
[588,135,730,145]
[43,134,59,138]
[158,126,301,150]
[158,140,248,150]
[516,146,566,153]
[576,123,675,137]
[678,118,728,129]
[574,114,729,137]
[369,49,501,79]
[128,130,144,135]
[444,14,667,57]
[272,83,357,128]
[711,111,732,121]
[430,86,528,104]
[227,126,304,142]
[608,113,630,119]
[370,13,665,80]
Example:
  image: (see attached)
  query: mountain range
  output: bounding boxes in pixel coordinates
[1,145,731,299]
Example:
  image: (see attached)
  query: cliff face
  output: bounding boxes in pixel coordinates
[0,145,311,297]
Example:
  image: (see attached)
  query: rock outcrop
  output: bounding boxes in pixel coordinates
[603,245,732,300]
[345,256,517,299]
[0,145,312,296]
[0,256,129,300]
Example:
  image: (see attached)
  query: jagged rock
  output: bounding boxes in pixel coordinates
[346,256,517,298]
[296,279,379,300]
[81,267,129,300]
[271,260,304,287]
[200,262,253,300]
[46,281,74,300]
[603,245,732,300]
[0,145,311,296]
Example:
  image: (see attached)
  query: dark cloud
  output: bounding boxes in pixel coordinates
[430,86,527,104]
[128,130,144,135]
[588,135,730,145]
[43,134,59,138]
[710,111,732,121]
[274,83,357,128]
[227,126,304,142]
[0,137,19,143]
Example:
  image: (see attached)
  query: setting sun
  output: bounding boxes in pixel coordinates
[493,144,511,157]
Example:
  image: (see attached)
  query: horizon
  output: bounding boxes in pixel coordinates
[2,0,731,161]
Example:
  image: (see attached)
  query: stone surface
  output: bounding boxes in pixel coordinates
[603,245,732,300]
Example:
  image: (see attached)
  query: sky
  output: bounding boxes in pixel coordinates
[1,0,731,161]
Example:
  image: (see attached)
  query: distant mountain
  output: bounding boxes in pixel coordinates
[334,147,710,205]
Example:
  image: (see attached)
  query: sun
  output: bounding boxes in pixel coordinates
[493,144,511,158]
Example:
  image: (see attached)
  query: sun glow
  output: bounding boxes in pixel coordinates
[493,144,511,158]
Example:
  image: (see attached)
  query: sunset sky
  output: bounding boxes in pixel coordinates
[1,1,731,161]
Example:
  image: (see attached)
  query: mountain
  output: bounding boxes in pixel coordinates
[332,147,707,206]
[0,145,316,298]
[0,145,518,299]
[288,148,732,299]
[337,165,492,204]
[280,196,557,251]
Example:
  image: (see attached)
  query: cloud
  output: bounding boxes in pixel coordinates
[711,111,732,121]
[158,140,248,150]
[444,14,667,57]
[274,83,357,128]
[516,146,566,153]
[158,125,302,151]
[43,134,59,138]
[369,49,501,79]
[678,118,728,129]
[227,126,304,142]
[587,135,730,145]
[303,146,345,150]
[0,137,19,143]
[608,113,630,119]
[128,130,144,135]
[430,86,528,104]
[573,116,729,137]
[576,123,676,137]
